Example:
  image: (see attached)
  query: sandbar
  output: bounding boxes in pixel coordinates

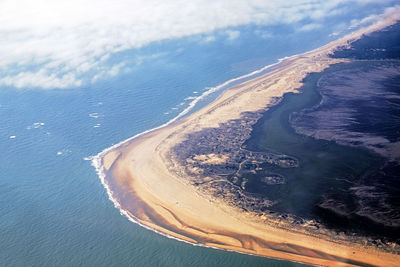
[100,13,400,267]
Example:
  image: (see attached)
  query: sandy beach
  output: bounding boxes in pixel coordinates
[100,14,400,267]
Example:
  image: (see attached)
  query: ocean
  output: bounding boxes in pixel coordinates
[0,4,396,266]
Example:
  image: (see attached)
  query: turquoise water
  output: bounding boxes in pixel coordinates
[0,5,396,266]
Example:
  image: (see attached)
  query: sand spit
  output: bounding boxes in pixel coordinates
[99,13,400,267]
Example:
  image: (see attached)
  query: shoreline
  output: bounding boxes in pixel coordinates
[93,13,400,267]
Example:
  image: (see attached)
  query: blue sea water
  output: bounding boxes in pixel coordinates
[0,4,397,266]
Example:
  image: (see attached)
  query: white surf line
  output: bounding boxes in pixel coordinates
[90,145,310,266]
[85,52,303,258]
[86,13,400,264]
[88,54,297,161]
[85,48,327,262]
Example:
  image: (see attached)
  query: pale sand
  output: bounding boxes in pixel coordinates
[102,14,400,267]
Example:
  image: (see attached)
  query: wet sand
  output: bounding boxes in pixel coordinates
[101,14,400,267]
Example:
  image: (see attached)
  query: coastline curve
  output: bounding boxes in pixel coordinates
[91,12,400,267]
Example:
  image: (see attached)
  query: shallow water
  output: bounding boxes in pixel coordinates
[1,5,398,266]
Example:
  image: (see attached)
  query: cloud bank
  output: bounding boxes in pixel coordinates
[0,0,398,89]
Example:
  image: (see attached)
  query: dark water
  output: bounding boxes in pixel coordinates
[291,61,400,228]
[243,24,400,242]
[2,22,324,267]
[245,65,379,219]
[1,5,399,266]
[332,22,400,60]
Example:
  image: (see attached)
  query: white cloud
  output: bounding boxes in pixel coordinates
[203,35,216,43]
[324,4,399,38]
[0,0,398,89]
[349,4,400,30]
[0,70,81,89]
[254,30,273,39]
[298,23,323,32]
[225,30,240,40]
[108,63,126,77]
[349,14,380,29]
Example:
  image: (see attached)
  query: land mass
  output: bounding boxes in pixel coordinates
[99,14,400,266]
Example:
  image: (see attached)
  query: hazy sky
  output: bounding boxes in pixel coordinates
[0,0,398,89]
